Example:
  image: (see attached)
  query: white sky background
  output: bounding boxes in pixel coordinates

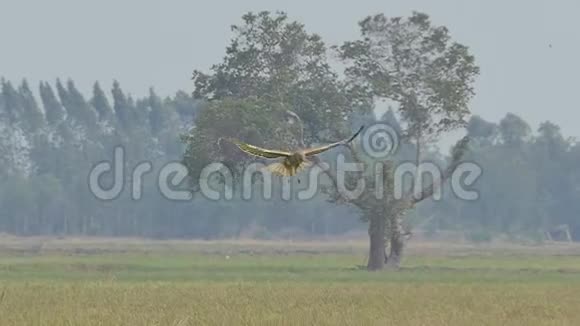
[1,0,578,148]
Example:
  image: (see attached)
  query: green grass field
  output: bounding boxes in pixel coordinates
[1,238,580,325]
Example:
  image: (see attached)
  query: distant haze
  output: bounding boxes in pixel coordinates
[2,0,578,144]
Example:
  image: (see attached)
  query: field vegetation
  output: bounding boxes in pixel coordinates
[0,238,579,325]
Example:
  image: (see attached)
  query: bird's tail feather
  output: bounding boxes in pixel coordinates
[265,162,292,176]
[264,160,312,177]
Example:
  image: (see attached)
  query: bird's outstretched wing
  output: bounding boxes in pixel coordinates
[228,139,291,159]
[303,126,364,156]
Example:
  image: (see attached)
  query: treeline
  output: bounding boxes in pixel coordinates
[0,78,361,238]
[0,78,579,240]
[0,78,198,236]
[420,114,580,241]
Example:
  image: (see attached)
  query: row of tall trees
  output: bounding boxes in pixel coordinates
[420,114,580,241]
[0,77,363,238]
[0,79,578,244]
[0,78,198,236]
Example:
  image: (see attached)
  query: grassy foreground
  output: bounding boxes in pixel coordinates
[1,240,580,325]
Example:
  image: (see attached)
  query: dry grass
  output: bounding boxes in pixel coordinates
[1,237,580,325]
[1,282,579,325]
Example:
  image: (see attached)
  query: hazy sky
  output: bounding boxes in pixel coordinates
[1,0,578,141]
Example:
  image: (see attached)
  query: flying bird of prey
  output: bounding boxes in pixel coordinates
[228,126,364,177]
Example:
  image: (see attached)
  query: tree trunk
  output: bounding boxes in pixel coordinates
[367,215,386,271]
[385,216,405,269]
[386,236,404,269]
[413,130,422,197]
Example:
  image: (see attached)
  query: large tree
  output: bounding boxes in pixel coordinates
[335,12,479,269]
[182,11,378,248]
[182,11,474,271]
[184,11,366,182]
[337,12,479,164]
[190,11,362,145]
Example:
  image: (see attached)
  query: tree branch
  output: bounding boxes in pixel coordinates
[284,110,305,147]
[408,136,470,204]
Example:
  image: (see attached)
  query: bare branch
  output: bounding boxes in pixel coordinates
[408,136,470,204]
[284,110,305,147]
